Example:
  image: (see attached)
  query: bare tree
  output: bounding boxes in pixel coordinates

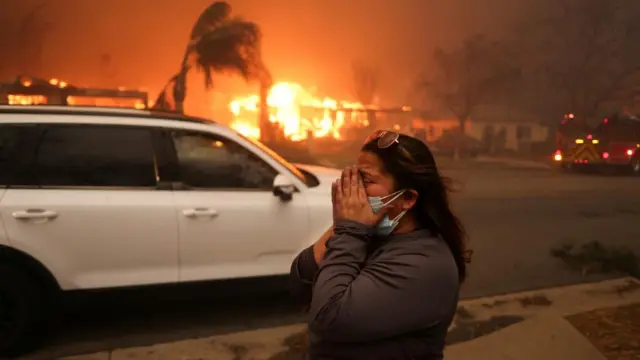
[351,60,379,105]
[0,16,16,76]
[351,59,380,129]
[518,0,640,123]
[419,35,520,159]
[0,3,53,78]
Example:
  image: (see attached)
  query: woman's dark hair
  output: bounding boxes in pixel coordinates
[362,134,470,283]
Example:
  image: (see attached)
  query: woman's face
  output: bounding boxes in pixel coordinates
[356,151,394,197]
[356,150,419,217]
[355,151,406,217]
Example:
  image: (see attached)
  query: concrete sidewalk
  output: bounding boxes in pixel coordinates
[446,314,607,360]
[60,277,640,360]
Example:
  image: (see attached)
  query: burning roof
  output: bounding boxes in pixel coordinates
[228,81,383,142]
[1,76,148,109]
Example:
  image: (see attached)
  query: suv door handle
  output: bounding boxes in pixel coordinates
[12,209,59,220]
[182,208,218,218]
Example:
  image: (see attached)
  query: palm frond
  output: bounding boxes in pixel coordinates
[154,1,272,113]
[192,17,270,89]
[189,1,232,41]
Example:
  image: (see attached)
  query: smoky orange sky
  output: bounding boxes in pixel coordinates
[6,0,535,118]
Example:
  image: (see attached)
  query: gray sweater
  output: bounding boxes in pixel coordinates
[290,220,459,360]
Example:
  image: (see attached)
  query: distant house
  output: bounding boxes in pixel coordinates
[410,112,464,143]
[411,105,550,153]
[467,120,549,153]
[469,105,549,153]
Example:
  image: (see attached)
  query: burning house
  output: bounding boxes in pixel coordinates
[0,76,148,109]
[227,81,413,145]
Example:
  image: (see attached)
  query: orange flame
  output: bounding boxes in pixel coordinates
[8,94,47,105]
[229,81,371,141]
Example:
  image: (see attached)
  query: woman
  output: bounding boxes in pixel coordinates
[289,130,470,360]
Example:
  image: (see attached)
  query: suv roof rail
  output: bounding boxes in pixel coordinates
[0,105,217,125]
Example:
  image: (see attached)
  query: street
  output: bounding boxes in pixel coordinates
[448,167,640,298]
[22,166,640,360]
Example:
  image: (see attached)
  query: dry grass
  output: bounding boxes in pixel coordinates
[567,302,640,360]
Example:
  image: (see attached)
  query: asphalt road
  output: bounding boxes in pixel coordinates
[21,167,640,360]
[447,167,640,298]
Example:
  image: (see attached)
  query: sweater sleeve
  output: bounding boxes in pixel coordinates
[289,245,319,304]
[308,220,456,343]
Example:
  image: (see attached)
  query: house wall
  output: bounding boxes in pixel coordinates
[413,117,468,142]
[466,121,549,152]
[410,111,550,153]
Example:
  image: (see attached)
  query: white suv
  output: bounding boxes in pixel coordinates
[0,106,337,355]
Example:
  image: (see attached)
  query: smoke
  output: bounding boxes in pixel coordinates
[2,0,533,111]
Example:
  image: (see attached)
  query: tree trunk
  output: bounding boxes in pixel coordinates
[366,109,377,130]
[172,54,191,114]
[453,116,468,161]
[152,76,177,111]
[453,128,461,161]
[258,82,271,144]
[173,72,187,114]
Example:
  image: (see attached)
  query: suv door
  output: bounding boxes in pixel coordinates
[167,129,311,282]
[0,123,179,290]
[0,124,38,246]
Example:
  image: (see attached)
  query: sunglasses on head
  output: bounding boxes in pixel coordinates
[364,130,401,149]
[365,130,416,162]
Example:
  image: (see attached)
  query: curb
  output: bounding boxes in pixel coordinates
[454,277,639,321]
[446,277,640,347]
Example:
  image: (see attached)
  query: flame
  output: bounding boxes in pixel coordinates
[6,77,148,109]
[47,78,69,89]
[8,94,47,105]
[229,81,371,141]
[67,96,147,109]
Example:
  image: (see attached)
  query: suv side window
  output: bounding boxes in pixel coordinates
[36,125,158,188]
[0,124,41,186]
[171,131,278,190]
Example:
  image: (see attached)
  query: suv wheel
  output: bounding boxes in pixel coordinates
[0,265,44,357]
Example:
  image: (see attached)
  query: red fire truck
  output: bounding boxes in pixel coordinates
[553,113,640,174]
[0,75,148,109]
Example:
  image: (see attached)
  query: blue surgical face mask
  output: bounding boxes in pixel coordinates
[368,190,408,236]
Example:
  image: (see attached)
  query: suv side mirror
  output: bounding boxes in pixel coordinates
[272,174,295,202]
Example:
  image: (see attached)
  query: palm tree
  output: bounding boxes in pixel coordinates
[153,1,272,115]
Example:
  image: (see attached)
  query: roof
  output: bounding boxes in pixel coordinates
[0,76,148,99]
[0,105,215,125]
[0,105,257,155]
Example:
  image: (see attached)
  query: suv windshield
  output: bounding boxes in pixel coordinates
[237,132,310,186]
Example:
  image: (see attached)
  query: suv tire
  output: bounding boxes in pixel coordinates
[0,264,45,357]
